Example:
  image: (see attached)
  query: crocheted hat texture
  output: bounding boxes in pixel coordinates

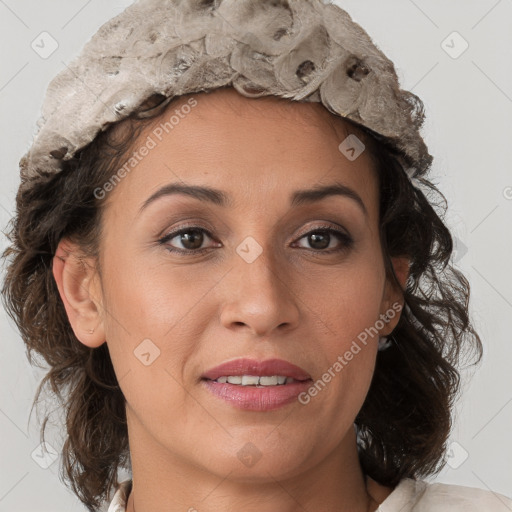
[19,0,432,191]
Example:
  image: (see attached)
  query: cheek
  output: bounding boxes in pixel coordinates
[302,256,385,342]
[99,247,222,409]
[299,258,384,415]
[101,244,218,342]
[100,257,206,440]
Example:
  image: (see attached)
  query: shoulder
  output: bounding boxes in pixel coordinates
[417,480,512,511]
[379,478,512,511]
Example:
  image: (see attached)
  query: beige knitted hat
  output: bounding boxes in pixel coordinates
[19,0,432,190]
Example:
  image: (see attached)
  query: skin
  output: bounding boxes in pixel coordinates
[53,87,409,512]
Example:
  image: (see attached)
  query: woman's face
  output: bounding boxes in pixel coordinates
[56,87,406,482]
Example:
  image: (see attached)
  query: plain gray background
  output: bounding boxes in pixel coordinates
[1,1,511,510]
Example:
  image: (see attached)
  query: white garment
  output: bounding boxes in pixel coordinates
[106,477,512,511]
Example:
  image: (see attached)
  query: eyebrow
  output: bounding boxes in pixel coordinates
[139,182,368,217]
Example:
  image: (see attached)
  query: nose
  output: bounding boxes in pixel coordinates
[219,243,300,338]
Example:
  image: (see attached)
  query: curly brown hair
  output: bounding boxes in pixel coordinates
[1,90,483,511]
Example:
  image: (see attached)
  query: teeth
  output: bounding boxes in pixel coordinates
[214,375,297,386]
[259,376,278,386]
[241,375,260,385]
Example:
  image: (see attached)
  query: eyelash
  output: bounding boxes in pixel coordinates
[157,223,354,255]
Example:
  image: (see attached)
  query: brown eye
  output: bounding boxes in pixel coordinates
[158,226,217,253]
[175,229,205,250]
[306,231,331,250]
[294,226,354,253]
[157,224,353,255]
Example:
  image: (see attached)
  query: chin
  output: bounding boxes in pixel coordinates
[199,433,317,482]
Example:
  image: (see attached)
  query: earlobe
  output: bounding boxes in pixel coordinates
[52,239,106,348]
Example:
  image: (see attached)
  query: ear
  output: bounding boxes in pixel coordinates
[52,238,106,348]
[379,256,410,336]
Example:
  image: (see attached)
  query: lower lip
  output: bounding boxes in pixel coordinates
[201,379,312,411]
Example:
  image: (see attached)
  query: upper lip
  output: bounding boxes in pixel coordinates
[202,358,312,381]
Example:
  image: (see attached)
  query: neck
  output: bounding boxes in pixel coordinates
[124,413,385,512]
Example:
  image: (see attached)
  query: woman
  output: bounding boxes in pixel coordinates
[2,1,511,511]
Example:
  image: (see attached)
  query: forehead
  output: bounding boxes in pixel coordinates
[165,87,360,139]
[104,87,379,219]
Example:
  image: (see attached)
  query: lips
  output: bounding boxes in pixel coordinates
[201,357,312,381]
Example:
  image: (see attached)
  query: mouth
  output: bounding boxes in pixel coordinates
[200,358,313,411]
[201,357,312,381]
[202,375,309,386]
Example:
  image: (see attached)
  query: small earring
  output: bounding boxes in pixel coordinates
[87,328,95,334]
[378,336,392,351]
